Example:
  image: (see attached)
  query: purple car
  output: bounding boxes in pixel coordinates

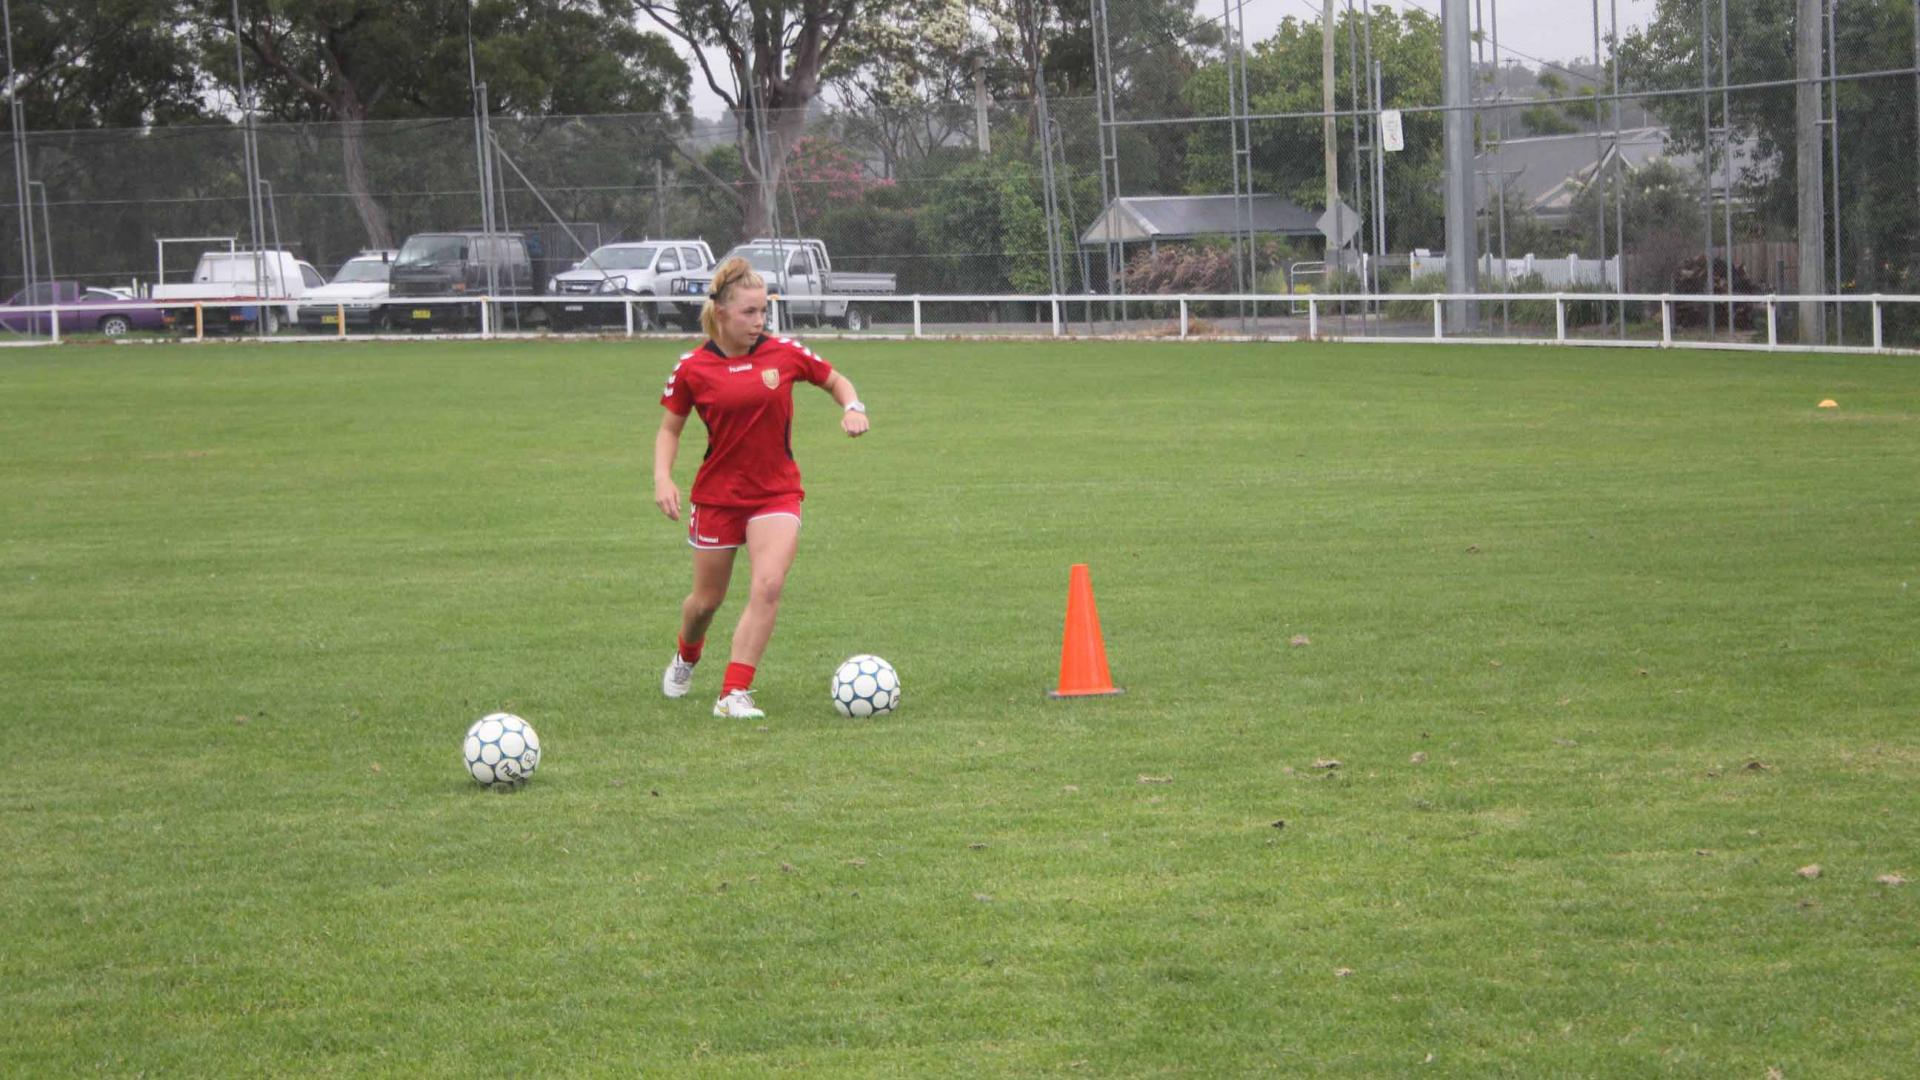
[0,282,168,337]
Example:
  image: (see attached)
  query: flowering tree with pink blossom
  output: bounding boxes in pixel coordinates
[782,137,879,225]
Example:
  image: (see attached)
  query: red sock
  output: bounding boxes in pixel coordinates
[677,634,704,665]
[722,662,755,695]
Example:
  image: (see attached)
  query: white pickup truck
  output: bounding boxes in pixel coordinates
[547,239,715,331]
[679,238,894,331]
[152,250,325,333]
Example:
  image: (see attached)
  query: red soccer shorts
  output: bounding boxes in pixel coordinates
[687,497,802,550]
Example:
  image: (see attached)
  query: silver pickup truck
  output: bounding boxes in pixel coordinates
[678,238,894,331]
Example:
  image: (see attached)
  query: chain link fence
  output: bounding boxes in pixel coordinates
[2,2,1915,348]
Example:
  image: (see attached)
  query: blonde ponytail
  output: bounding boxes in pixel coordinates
[699,256,766,342]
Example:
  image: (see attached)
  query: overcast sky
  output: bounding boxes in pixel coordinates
[1241,0,1658,70]
[677,0,1659,118]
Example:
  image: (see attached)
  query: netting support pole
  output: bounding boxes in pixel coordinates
[1441,0,1478,331]
[1826,0,1844,342]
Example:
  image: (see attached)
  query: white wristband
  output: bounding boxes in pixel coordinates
[844,400,866,414]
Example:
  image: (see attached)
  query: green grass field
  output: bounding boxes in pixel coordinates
[3,337,1915,1076]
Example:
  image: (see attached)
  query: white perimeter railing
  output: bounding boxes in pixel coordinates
[3,292,1918,357]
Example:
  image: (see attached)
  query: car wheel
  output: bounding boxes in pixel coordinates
[99,315,132,337]
[260,309,280,334]
[634,297,656,332]
[839,304,867,332]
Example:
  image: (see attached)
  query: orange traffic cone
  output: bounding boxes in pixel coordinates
[1048,563,1124,698]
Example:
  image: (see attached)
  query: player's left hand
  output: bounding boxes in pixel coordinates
[841,411,869,438]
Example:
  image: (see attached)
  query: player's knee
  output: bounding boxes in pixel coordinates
[685,591,724,620]
[750,573,786,607]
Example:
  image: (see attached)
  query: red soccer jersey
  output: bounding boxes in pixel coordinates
[659,335,836,507]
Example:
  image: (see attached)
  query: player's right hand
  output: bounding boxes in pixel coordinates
[655,481,681,521]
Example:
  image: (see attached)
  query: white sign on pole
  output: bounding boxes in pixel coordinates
[1316,201,1361,249]
[1380,109,1405,153]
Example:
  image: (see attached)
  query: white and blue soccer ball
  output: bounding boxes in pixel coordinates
[830,654,900,718]
[464,712,541,788]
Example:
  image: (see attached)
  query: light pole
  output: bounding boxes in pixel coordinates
[3,0,36,302]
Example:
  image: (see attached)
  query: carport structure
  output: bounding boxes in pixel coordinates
[1078,194,1322,292]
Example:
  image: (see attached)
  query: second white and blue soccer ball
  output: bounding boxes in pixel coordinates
[464,712,541,788]
[830,655,900,718]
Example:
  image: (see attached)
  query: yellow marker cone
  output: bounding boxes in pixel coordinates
[1818,399,1838,409]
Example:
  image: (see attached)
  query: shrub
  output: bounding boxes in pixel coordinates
[1670,255,1762,330]
[1386,273,1448,321]
[1120,243,1235,296]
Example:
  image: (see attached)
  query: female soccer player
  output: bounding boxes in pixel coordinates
[652,255,869,719]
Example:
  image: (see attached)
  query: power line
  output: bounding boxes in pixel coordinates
[1107,62,1920,126]
[1293,0,1611,89]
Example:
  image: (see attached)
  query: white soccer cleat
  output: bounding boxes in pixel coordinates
[662,654,696,698]
[712,689,765,720]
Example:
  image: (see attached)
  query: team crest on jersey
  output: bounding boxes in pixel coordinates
[761,368,780,389]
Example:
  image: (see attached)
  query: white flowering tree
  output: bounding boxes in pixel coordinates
[821,0,988,177]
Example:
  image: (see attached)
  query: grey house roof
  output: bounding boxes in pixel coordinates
[1079,194,1322,246]
[1477,126,1763,223]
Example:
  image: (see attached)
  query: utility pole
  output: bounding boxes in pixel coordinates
[1795,0,1826,343]
[1323,1,1339,218]
[1442,0,1478,330]
[973,56,991,156]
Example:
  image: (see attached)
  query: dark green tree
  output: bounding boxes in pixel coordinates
[0,0,208,130]
[1518,72,1582,136]
[1617,0,1919,293]
[187,0,688,247]
[1182,7,1446,249]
